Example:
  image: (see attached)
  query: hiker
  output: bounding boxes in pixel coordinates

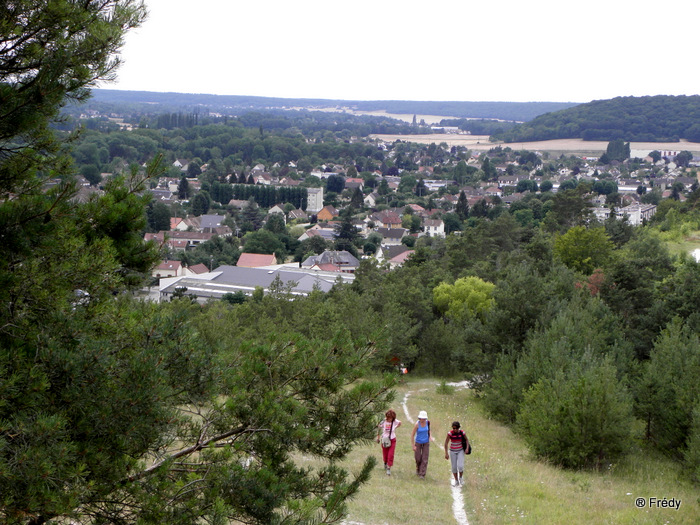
[376,409,402,476]
[444,421,468,486]
[411,410,435,479]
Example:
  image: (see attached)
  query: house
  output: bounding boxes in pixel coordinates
[618,179,643,193]
[200,214,225,232]
[317,205,339,222]
[236,252,278,268]
[368,210,402,229]
[288,208,309,221]
[166,230,214,248]
[185,263,210,275]
[253,172,273,185]
[173,159,188,171]
[181,216,201,230]
[364,192,380,208]
[170,217,188,231]
[592,206,612,222]
[376,244,413,265]
[151,189,174,202]
[146,231,211,251]
[279,176,300,187]
[152,260,184,278]
[297,225,336,242]
[388,249,414,269]
[163,177,180,193]
[422,219,445,237]
[376,227,407,245]
[484,186,503,197]
[228,199,248,210]
[268,204,285,215]
[300,250,360,273]
[344,177,364,190]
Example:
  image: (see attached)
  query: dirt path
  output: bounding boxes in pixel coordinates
[402,385,470,525]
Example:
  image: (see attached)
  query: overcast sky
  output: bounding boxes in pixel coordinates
[107,0,699,104]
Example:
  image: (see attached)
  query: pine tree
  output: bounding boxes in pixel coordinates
[1,4,395,524]
[456,190,470,220]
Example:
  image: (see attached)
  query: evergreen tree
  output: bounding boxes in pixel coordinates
[190,192,210,216]
[517,356,633,469]
[350,186,364,208]
[636,319,700,455]
[147,200,172,232]
[1,5,395,524]
[334,212,359,256]
[177,176,190,199]
[456,190,469,220]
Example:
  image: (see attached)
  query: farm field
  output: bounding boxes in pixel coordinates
[369,134,700,156]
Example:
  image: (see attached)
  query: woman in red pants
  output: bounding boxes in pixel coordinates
[376,409,402,475]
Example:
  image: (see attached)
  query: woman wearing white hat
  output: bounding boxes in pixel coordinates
[411,410,435,478]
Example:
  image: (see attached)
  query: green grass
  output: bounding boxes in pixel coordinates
[336,378,699,525]
[664,230,700,258]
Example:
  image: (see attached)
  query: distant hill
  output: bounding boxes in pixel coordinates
[86,89,578,123]
[492,95,700,143]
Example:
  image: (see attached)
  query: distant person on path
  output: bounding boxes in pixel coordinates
[377,409,402,476]
[411,410,435,479]
[444,421,468,486]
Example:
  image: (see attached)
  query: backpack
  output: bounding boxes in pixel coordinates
[462,431,472,455]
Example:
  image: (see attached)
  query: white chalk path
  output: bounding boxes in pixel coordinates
[342,381,471,525]
[402,382,470,525]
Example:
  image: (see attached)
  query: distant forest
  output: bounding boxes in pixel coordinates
[79,90,577,123]
[493,95,700,143]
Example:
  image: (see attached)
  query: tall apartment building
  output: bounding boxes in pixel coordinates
[306,187,324,214]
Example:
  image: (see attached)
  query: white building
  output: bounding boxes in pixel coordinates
[306,187,324,214]
[618,203,656,225]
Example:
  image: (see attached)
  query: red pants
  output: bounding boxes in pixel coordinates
[381,438,397,467]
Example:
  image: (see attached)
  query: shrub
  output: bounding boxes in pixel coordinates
[517,357,633,469]
[436,381,455,395]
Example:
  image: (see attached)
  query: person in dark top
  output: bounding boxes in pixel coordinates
[444,421,468,486]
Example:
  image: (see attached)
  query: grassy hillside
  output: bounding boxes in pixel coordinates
[335,378,699,525]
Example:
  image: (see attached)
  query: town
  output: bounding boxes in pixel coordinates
[116,130,697,302]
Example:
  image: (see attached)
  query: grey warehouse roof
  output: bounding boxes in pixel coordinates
[159,265,353,302]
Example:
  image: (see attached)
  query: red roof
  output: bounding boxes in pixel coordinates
[156,260,182,271]
[187,263,209,274]
[236,253,277,267]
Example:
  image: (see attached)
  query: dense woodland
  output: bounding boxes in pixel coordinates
[1,3,700,525]
[493,95,700,142]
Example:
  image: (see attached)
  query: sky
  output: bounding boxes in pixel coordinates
[107,0,700,104]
